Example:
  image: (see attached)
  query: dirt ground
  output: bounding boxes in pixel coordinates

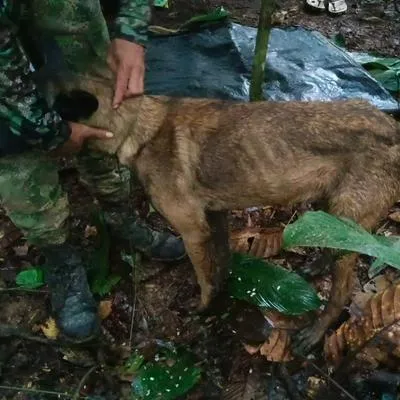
[1,1,400,400]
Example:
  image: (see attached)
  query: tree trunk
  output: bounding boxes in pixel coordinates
[249,0,275,102]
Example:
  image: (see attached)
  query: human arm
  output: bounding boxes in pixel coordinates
[108,0,151,108]
[0,4,113,155]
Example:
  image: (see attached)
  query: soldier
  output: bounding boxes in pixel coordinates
[0,0,186,342]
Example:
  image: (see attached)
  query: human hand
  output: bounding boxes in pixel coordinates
[56,122,113,155]
[107,38,145,109]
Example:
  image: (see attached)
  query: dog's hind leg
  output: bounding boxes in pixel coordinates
[206,210,231,299]
[293,175,396,355]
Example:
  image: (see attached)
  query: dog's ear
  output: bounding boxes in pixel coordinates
[53,90,99,122]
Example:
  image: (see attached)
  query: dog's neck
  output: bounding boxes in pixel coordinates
[64,70,168,165]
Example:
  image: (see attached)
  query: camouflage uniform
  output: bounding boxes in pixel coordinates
[0,0,150,245]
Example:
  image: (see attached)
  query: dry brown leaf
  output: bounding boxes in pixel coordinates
[61,348,96,367]
[221,367,265,400]
[98,299,113,320]
[13,244,29,257]
[350,275,392,317]
[272,10,288,25]
[84,225,98,238]
[230,227,283,258]
[0,224,22,252]
[306,376,326,399]
[259,329,293,362]
[324,282,400,368]
[243,311,306,362]
[40,317,59,340]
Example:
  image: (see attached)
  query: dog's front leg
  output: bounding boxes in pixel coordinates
[150,198,225,310]
[180,211,230,310]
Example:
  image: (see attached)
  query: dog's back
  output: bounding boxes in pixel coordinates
[140,97,400,210]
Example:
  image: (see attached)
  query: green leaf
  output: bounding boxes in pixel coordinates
[369,235,400,277]
[91,274,121,297]
[16,267,45,289]
[153,0,168,7]
[283,211,400,270]
[368,69,400,93]
[131,345,202,400]
[122,350,146,375]
[179,7,229,30]
[228,253,321,315]
[351,53,400,93]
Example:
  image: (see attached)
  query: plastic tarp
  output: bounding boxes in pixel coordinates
[146,23,398,111]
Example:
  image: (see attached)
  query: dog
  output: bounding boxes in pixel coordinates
[54,68,400,354]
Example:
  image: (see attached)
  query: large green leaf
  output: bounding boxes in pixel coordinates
[283,211,400,270]
[368,68,400,93]
[131,344,202,400]
[370,235,400,276]
[228,253,321,315]
[350,52,400,93]
[15,267,45,289]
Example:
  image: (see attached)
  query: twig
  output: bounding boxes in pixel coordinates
[284,210,298,227]
[307,361,357,400]
[266,363,276,398]
[72,365,97,400]
[0,287,48,294]
[0,323,72,347]
[249,0,275,101]
[0,323,52,344]
[128,248,140,348]
[0,384,73,398]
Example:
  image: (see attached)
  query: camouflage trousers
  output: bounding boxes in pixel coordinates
[0,150,131,246]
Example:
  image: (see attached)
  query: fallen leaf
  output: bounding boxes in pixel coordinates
[13,244,29,257]
[40,317,59,340]
[324,282,400,368]
[61,348,96,367]
[259,329,293,362]
[349,274,392,317]
[230,227,283,258]
[84,225,98,238]
[98,299,113,320]
[243,311,306,362]
[306,376,326,399]
[222,366,265,400]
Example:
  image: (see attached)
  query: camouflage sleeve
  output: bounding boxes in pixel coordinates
[113,0,151,46]
[0,8,71,153]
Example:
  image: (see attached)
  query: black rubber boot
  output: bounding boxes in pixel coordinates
[104,209,186,262]
[42,243,100,342]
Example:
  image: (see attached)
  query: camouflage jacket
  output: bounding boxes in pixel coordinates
[0,0,151,154]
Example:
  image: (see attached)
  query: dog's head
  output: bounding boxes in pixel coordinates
[53,89,99,122]
[53,72,143,156]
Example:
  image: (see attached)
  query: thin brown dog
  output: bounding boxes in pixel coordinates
[58,70,400,353]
